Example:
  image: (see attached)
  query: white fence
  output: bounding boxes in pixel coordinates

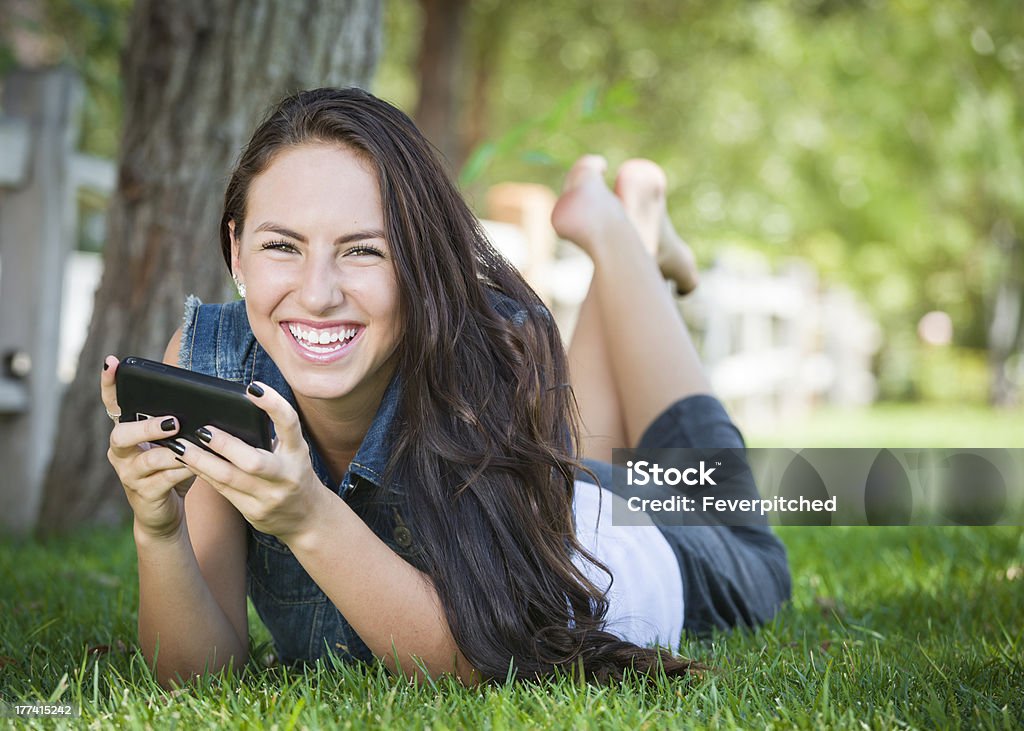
[0,68,116,534]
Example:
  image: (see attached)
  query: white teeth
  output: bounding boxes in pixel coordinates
[287,323,358,349]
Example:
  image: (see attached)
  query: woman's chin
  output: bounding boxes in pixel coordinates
[285,373,355,402]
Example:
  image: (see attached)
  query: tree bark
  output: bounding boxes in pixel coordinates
[412,0,468,170]
[458,1,511,173]
[38,0,382,535]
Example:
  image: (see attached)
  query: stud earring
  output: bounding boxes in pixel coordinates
[233,277,247,299]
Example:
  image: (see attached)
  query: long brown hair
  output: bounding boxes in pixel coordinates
[220,87,700,684]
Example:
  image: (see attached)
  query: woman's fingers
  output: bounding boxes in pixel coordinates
[245,381,305,454]
[116,444,194,495]
[100,355,122,419]
[172,440,261,513]
[108,415,182,455]
[191,425,277,480]
[172,437,256,492]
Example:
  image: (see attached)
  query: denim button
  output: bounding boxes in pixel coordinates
[393,525,413,548]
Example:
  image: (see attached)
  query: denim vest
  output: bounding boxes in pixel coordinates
[178,295,427,666]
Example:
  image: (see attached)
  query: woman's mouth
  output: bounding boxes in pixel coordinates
[283,322,362,362]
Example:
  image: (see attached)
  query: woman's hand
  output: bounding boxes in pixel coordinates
[170,381,328,542]
[101,355,195,540]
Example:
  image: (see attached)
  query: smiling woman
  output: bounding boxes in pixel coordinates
[229,144,401,413]
[98,87,790,689]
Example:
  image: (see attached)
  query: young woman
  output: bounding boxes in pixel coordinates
[100,88,790,688]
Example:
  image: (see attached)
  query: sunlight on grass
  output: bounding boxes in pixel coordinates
[746,403,1024,448]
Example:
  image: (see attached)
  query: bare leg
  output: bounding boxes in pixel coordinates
[568,260,628,464]
[554,156,711,448]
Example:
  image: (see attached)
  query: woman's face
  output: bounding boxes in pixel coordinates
[231,143,401,407]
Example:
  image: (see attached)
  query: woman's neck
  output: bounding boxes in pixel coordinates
[292,373,392,485]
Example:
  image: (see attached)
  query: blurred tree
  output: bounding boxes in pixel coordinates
[412,0,467,168]
[407,0,513,172]
[37,0,382,534]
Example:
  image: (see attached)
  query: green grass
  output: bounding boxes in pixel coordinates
[745,403,1024,449]
[2,525,1022,729]
[2,404,1022,729]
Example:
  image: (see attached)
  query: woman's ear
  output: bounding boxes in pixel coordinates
[228,220,243,282]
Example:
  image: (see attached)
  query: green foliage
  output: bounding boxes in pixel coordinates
[5,0,1021,398]
[377,0,1024,369]
[47,0,132,157]
[0,0,130,157]
[458,82,638,188]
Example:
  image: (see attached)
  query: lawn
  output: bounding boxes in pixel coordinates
[743,403,1024,449]
[1,404,1022,729]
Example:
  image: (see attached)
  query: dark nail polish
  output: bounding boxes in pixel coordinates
[247,383,264,397]
[196,427,212,444]
[167,440,186,456]
[102,360,109,371]
[160,418,176,432]
[174,457,186,465]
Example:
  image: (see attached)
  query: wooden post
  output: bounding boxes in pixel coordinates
[486,183,557,301]
[0,67,82,536]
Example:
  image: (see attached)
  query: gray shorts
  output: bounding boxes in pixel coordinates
[577,395,792,636]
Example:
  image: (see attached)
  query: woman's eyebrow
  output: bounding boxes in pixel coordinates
[253,222,306,241]
[252,221,385,245]
[336,228,386,245]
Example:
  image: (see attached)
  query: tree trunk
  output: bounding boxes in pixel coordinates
[412,0,468,170]
[37,0,382,535]
[458,1,512,173]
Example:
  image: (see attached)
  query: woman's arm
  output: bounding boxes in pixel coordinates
[285,489,483,686]
[133,329,249,687]
[174,384,484,687]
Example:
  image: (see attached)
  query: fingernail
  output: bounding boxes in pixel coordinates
[167,440,186,456]
[102,359,109,371]
[247,383,264,397]
[196,427,212,444]
[160,417,176,432]
[174,457,186,465]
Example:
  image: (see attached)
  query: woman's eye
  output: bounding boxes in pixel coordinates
[261,241,297,253]
[348,245,385,257]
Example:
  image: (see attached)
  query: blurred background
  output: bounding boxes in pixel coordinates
[0,0,1021,534]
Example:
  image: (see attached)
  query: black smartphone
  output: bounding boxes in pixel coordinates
[116,356,273,452]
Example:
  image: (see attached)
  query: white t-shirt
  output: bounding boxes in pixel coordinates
[571,479,684,649]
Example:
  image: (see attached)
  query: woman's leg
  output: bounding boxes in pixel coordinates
[567,158,702,460]
[555,155,710,448]
[567,283,628,464]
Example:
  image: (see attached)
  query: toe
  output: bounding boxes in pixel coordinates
[563,154,608,191]
[614,158,667,199]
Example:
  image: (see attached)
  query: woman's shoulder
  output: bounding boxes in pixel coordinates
[177,295,255,375]
[484,285,551,327]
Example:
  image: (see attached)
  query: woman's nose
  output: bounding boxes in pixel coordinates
[297,259,344,314]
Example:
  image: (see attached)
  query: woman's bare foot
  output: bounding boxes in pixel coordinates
[614,159,699,295]
[550,155,636,258]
